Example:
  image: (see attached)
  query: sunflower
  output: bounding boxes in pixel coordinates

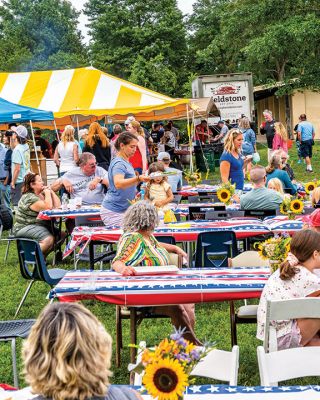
[279,201,289,215]
[143,358,189,400]
[217,188,231,203]
[305,181,316,194]
[290,199,304,214]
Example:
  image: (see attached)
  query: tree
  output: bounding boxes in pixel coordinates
[0,0,88,71]
[85,0,188,96]
[188,0,320,91]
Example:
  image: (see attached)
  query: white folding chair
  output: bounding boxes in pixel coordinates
[257,345,320,386]
[264,298,320,352]
[229,251,269,345]
[190,345,239,385]
[129,342,239,386]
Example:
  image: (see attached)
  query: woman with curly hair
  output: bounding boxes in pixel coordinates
[83,122,111,171]
[22,302,140,400]
[112,201,200,345]
[54,125,79,175]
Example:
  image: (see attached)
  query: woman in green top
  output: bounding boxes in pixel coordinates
[13,172,61,255]
[112,201,201,345]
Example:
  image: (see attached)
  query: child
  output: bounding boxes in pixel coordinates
[145,162,175,210]
[267,177,290,200]
[257,229,320,350]
[272,122,288,153]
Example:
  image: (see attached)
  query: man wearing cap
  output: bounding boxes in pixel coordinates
[157,152,182,192]
[212,120,229,143]
[296,114,315,173]
[11,125,30,206]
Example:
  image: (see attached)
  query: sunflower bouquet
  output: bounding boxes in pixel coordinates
[255,233,291,272]
[133,328,211,400]
[279,197,304,219]
[216,181,236,205]
[184,169,202,187]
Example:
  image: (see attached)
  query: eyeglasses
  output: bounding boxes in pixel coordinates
[281,158,287,161]
[88,163,97,167]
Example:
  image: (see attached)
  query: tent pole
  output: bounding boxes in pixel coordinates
[76,115,80,141]
[53,120,59,141]
[29,120,41,177]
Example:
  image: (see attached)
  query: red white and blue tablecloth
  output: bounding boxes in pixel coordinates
[4,385,320,400]
[38,206,101,220]
[49,267,270,305]
[178,184,253,197]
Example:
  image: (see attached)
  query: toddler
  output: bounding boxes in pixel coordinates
[145,162,175,210]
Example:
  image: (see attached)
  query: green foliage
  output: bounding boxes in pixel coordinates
[0,0,88,71]
[85,0,188,96]
[188,0,320,93]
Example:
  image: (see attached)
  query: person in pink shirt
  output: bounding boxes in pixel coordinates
[272,122,288,153]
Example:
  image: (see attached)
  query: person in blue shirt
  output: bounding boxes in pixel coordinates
[297,114,315,172]
[100,132,150,227]
[266,151,297,195]
[220,129,251,190]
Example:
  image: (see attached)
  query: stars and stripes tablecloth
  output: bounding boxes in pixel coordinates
[3,385,320,400]
[49,267,270,305]
[178,184,253,197]
[63,219,273,258]
[38,206,101,220]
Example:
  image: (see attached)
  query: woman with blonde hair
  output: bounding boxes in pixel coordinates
[311,187,320,208]
[127,120,147,174]
[266,151,297,195]
[83,122,111,171]
[272,122,288,153]
[54,125,79,175]
[220,128,251,190]
[22,302,140,400]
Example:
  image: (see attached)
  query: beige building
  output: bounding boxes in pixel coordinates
[254,85,320,138]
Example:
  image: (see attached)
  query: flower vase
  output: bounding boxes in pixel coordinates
[269,259,281,274]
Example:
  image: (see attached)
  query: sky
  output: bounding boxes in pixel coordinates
[70,0,196,44]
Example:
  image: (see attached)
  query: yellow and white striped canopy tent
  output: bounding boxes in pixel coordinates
[0,66,190,128]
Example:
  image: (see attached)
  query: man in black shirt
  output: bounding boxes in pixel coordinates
[259,109,276,160]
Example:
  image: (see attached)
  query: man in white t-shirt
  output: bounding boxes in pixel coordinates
[51,153,108,204]
[157,152,182,192]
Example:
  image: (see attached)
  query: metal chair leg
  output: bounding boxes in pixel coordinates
[11,338,18,388]
[15,280,34,318]
[4,239,11,262]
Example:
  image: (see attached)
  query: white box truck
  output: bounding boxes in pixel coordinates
[192,72,254,122]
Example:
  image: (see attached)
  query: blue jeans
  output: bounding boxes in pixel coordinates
[0,183,11,208]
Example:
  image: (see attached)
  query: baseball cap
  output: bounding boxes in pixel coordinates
[218,120,224,124]
[124,116,135,125]
[12,125,28,139]
[303,209,320,227]
[157,152,171,161]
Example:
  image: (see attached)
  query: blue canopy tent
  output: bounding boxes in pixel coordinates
[0,97,54,123]
[0,97,55,176]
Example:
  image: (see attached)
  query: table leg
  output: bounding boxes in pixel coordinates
[89,242,94,270]
[187,241,193,268]
[130,308,137,364]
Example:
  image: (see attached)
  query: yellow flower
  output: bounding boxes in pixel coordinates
[305,181,316,194]
[217,188,231,203]
[142,349,155,365]
[290,199,304,214]
[279,202,287,215]
[143,358,189,400]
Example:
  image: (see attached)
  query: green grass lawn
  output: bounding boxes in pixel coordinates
[0,141,319,388]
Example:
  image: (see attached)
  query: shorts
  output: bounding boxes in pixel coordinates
[100,206,124,228]
[14,224,53,242]
[11,182,23,207]
[300,139,313,158]
[277,320,302,350]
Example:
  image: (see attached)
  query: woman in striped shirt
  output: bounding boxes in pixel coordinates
[112,201,201,345]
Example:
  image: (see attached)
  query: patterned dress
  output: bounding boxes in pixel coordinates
[113,232,170,266]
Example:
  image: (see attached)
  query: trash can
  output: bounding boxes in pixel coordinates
[194,145,215,172]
